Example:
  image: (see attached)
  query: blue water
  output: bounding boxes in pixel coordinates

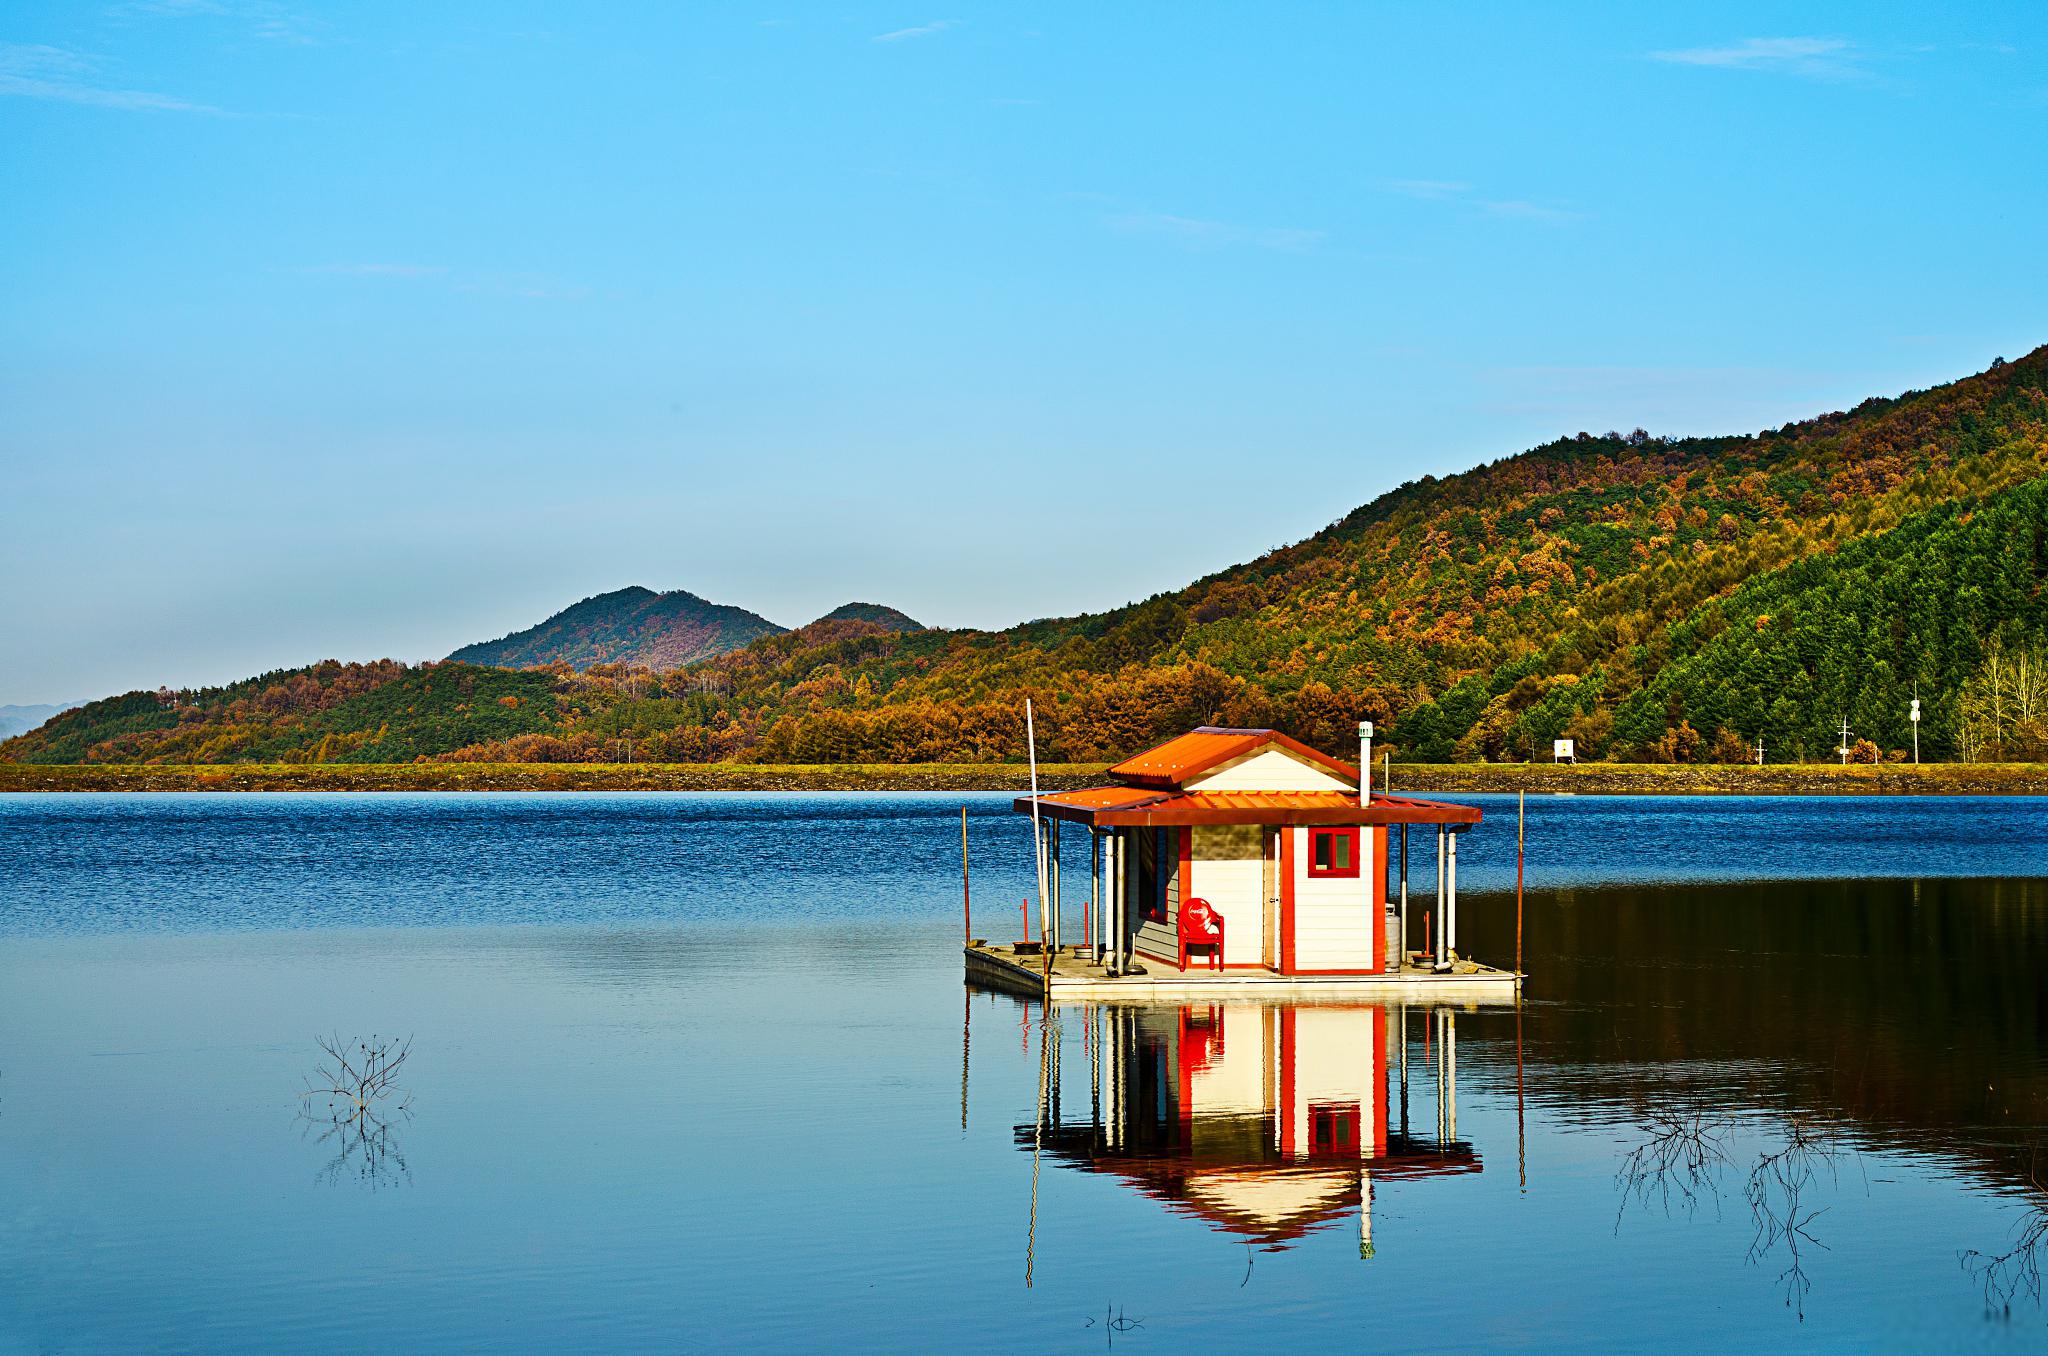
[1,792,2046,1352]
[3,791,2042,932]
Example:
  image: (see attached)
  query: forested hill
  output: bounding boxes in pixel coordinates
[9,348,2047,767]
[814,603,923,631]
[447,587,785,670]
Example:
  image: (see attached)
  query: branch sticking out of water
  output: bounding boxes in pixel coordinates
[298,1033,414,1189]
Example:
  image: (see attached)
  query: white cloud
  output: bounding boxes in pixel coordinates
[1106,212,1325,253]
[873,19,958,43]
[0,42,221,112]
[1649,36,1864,81]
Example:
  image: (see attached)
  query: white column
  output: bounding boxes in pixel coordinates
[1089,829,1102,961]
[1359,1168,1374,1260]
[1049,818,1062,952]
[1445,1010,1458,1139]
[1434,827,1448,969]
[1397,825,1409,972]
[1114,827,1130,979]
[1446,830,1459,959]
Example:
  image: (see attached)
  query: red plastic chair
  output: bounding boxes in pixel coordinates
[1179,897,1224,971]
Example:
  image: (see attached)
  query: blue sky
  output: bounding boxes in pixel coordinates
[3,2,2045,704]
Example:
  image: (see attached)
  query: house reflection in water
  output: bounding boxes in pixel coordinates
[1000,1000,1484,1259]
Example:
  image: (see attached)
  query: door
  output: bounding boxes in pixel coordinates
[1261,827,1280,970]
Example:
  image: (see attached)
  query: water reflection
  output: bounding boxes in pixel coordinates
[296,1034,414,1190]
[1961,1155,2048,1318]
[977,994,1500,1263]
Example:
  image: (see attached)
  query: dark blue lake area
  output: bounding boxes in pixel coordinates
[2,792,2047,1352]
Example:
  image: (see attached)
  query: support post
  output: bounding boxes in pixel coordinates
[1107,831,1123,976]
[1445,1009,1458,1140]
[961,806,972,947]
[1089,829,1102,961]
[1447,830,1459,960]
[1397,1002,1410,1137]
[1434,826,1448,970]
[1398,825,1409,972]
[1049,818,1062,953]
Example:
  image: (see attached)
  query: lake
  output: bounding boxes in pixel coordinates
[1,792,2046,1352]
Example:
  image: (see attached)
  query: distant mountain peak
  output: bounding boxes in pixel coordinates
[448,587,785,671]
[811,602,923,631]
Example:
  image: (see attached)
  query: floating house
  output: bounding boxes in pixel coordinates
[967,724,1516,997]
[995,999,1480,1257]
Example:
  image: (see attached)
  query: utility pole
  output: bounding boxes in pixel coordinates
[1837,716,1852,766]
[1753,735,1764,767]
[1910,693,1921,765]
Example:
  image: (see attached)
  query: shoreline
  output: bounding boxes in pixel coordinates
[4,760,2048,795]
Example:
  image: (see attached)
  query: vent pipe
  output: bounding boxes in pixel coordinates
[1358,720,1374,804]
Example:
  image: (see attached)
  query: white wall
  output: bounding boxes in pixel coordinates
[1185,748,1353,793]
[1290,826,1379,972]
[1188,824,1265,967]
[1282,1007,1384,1159]
[1187,1003,1272,1115]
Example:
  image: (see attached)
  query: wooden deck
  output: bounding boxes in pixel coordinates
[965,941,1521,1003]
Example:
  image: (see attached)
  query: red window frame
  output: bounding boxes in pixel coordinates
[1308,1102,1362,1158]
[1307,826,1360,879]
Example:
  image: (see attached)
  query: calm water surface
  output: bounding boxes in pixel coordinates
[1,792,2046,1352]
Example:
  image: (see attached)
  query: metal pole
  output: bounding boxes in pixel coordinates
[1444,1010,1458,1139]
[1398,824,1409,972]
[1026,698,1048,948]
[1358,720,1374,803]
[1089,829,1102,962]
[1049,817,1062,953]
[1434,826,1448,969]
[961,806,973,947]
[1397,1002,1410,1136]
[1433,1008,1445,1145]
[1516,792,1525,976]
[1447,830,1459,960]
[1114,827,1130,979]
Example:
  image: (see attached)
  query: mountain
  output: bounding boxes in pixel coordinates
[0,702,83,740]
[9,347,2046,766]
[695,346,2048,765]
[812,603,923,631]
[448,587,785,671]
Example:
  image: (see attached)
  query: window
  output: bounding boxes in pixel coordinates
[1307,826,1360,878]
[1308,1103,1361,1158]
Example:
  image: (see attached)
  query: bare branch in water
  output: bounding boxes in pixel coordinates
[297,1034,414,1189]
[1615,1103,1734,1230]
[1960,1149,2048,1319]
[1745,1115,1843,1321]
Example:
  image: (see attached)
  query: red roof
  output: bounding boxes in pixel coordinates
[1015,787,1480,828]
[1109,726,1357,791]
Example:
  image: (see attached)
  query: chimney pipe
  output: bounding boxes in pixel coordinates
[1358,720,1374,804]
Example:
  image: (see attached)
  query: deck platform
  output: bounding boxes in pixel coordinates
[965,941,1521,1003]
